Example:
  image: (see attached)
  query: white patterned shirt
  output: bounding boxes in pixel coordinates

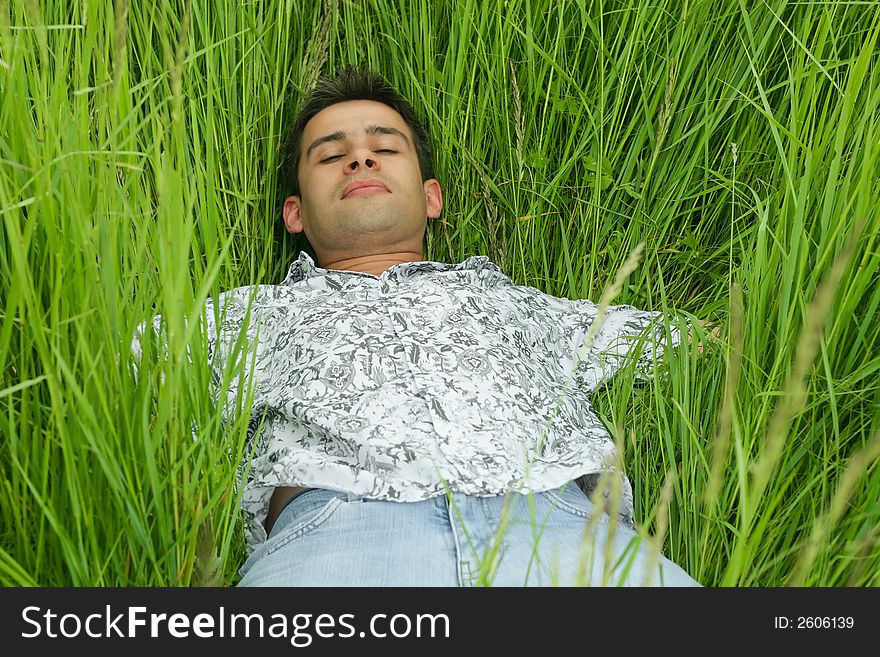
[136,251,682,554]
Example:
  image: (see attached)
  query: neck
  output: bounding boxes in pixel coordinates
[317,250,425,276]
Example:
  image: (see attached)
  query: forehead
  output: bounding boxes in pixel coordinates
[302,100,413,146]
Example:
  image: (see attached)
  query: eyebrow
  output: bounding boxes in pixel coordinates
[305,124,411,159]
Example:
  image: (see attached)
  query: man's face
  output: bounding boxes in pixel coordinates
[283,100,442,263]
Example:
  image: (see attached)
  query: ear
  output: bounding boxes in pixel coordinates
[423,179,443,220]
[282,195,304,233]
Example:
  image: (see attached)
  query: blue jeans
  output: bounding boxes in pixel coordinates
[237,482,701,587]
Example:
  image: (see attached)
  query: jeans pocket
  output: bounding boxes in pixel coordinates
[265,496,344,556]
[543,481,594,520]
[238,496,344,579]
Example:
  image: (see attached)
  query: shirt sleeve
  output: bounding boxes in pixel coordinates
[547,295,687,392]
[129,312,168,387]
[129,300,220,440]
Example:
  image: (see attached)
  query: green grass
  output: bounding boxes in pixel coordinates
[1,0,878,586]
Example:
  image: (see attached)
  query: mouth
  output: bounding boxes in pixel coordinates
[341,179,389,199]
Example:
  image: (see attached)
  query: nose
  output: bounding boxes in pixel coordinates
[346,156,377,173]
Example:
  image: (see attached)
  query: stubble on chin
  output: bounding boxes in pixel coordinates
[334,193,414,232]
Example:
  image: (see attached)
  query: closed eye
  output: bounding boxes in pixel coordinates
[320,155,342,163]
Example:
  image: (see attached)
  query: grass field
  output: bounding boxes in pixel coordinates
[1,0,878,586]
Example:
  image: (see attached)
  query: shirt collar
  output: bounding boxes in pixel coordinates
[280,251,502,286]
